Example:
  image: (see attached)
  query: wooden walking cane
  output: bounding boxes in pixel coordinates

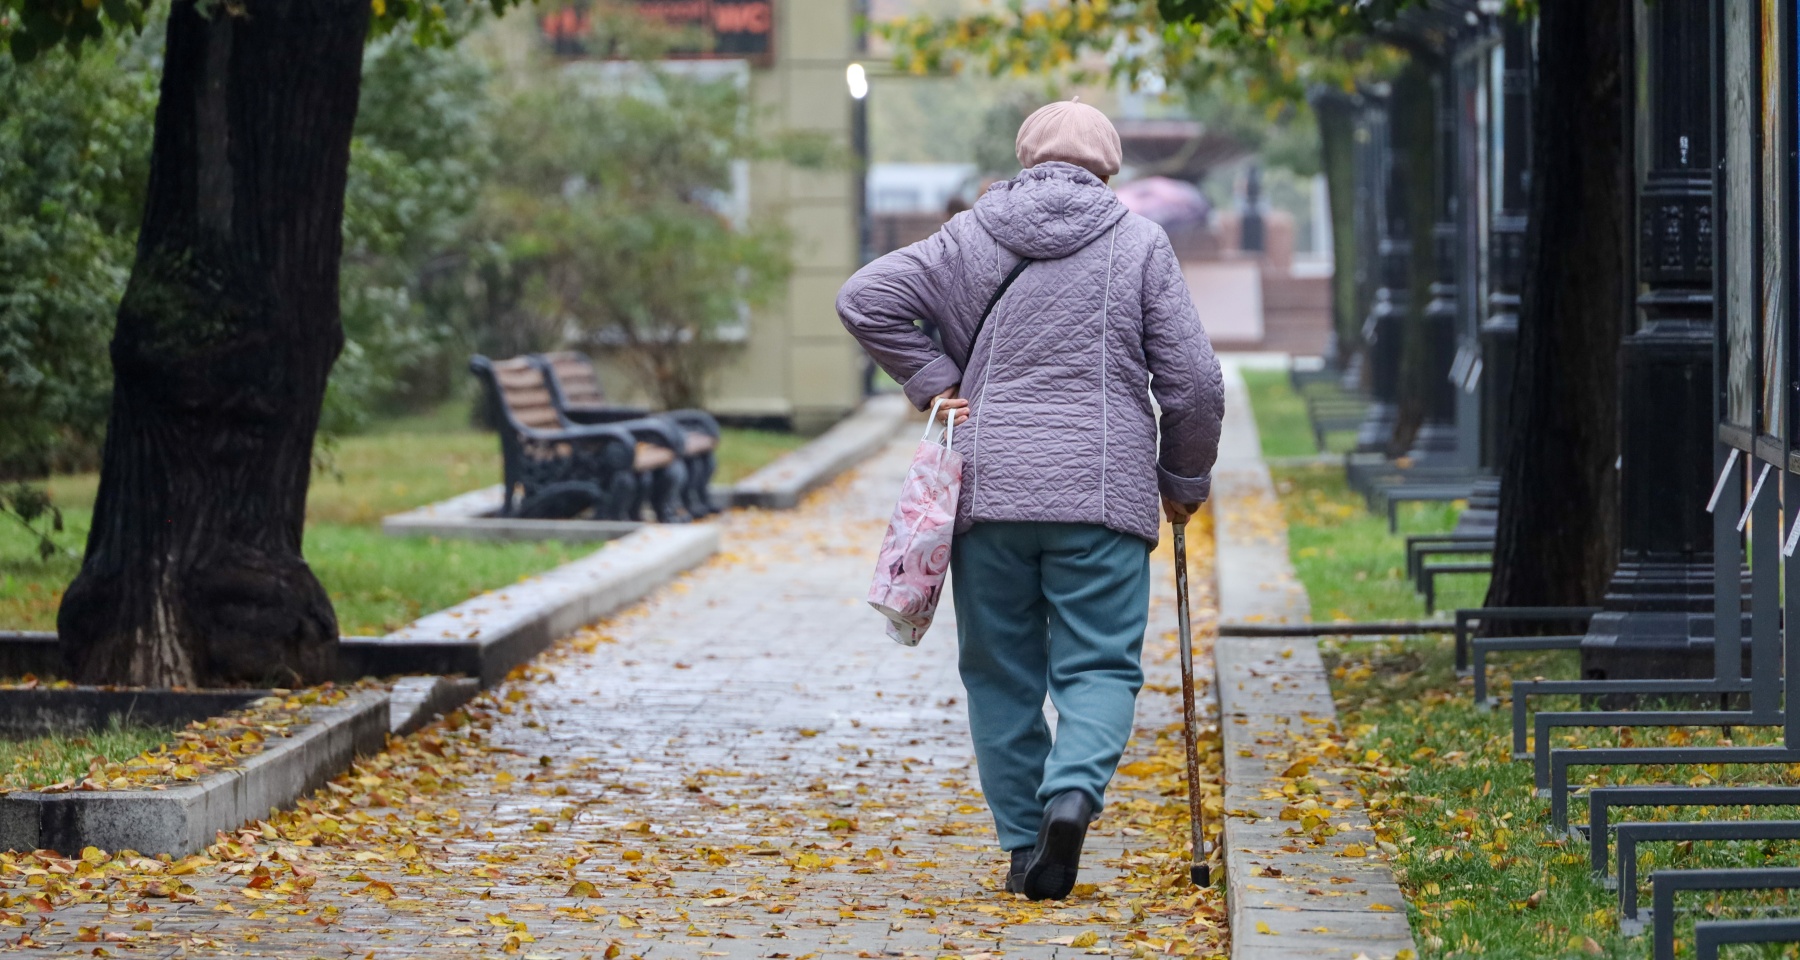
[1173,520,1212,886]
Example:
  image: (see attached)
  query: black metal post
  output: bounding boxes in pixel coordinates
[1407,64,1464,463]
[1355,93,1406,453]
[1455,17,1531,535]
[1582,0,1738,680]
[1481,17,1530,476]
[1341,94,1381,393]
[1240,163,1266,254]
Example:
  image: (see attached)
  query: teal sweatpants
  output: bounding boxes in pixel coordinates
[949,521,1152,851]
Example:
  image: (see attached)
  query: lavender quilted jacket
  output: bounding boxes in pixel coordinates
[837,161,1224,545]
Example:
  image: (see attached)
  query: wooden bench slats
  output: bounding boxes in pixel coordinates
[634,443,677,471]
[501,386,556,410]
[526,349,720,519]
[544,352,608,405]
[488,360,564,431]
[511,404,560,431]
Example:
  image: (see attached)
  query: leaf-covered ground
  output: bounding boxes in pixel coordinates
[8,438,1226,958]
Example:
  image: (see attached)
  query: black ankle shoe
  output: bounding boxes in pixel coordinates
[1004,849,1031,893]
[1022,791,1094,901]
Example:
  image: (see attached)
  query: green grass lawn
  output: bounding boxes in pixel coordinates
[1242,368,1322,458]
[711,426,808,487]
[2,404,805,636]
[1,504,588,636]
[1274,464,1489,620]
[1242,368,1361,458]
[1243,369,1489,620]
[0,720,174,791]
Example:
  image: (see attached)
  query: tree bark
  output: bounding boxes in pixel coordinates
[1313,91,1361,363]
[1484,0,1630,610]
[57,0,370,687]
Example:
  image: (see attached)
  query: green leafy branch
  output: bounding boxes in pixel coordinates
[875,0,1456,109]
[1,482,66,561]
[2,0,513,62]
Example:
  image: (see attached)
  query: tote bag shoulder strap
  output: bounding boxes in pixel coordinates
[965,257,1032,364]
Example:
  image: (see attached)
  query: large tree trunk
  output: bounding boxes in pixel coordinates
[1313,91,1361,364]
[57,0,369,687]
[1484,0,1631,609]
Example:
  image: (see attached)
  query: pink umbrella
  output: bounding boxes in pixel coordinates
[1114,176,1211,230]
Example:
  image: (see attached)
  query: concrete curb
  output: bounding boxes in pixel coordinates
[343,524,720,687]
[387,676,481,736]
[1,525,716,740]
[381,486,644,542]
[1213,362,1417,960]
[0,688,389,857]
[731,394,913,509]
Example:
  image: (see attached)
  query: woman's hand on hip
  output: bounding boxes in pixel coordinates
[931,386,970,425]
[1163,497,1200,526]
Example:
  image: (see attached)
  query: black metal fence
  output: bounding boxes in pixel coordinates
[1300,0,1800,954]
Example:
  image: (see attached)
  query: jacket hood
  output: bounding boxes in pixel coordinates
[973,161,1129,260]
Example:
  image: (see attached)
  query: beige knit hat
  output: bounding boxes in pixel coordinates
[1015,98,1123,178]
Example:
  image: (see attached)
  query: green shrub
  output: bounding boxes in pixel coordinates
[0,30,157,475]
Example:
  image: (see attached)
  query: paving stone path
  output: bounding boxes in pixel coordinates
[1213,361,1416,960]
[27,436,1225,959]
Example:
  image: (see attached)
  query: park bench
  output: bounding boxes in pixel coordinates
[535,351,721,517]
[469,355,690,522]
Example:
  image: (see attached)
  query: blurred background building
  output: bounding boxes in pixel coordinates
[547,0,1333,432]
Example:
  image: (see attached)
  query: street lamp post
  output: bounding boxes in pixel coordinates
[847,62,870,266]
[1581,0,1746,680]
[1480,17,1530,478]
[1409,63,1464,463]
[1355,92,1408,454]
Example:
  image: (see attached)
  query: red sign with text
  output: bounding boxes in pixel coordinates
[542,0,775,64]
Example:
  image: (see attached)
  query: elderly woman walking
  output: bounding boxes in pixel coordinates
[837,100,1224,901]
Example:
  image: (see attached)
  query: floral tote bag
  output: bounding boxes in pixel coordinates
[867,399,962,646]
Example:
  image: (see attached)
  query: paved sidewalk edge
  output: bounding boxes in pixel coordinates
[731,394,914,509]
[381,485,649,542]
[1212,362,1417,960]
[348,524,720,687]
